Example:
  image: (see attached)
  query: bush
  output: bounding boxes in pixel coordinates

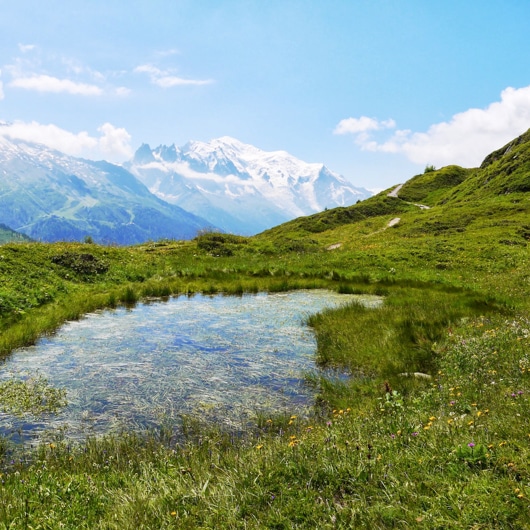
[51,252,109,276]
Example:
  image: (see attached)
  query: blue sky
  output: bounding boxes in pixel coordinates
[1,0,530,190]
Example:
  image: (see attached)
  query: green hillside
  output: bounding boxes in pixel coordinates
[0,223,32,244]
[0,130,529,528]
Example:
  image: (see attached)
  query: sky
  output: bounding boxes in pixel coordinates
[1,0,530,190]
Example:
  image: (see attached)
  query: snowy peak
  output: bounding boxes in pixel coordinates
[129,137,372,235]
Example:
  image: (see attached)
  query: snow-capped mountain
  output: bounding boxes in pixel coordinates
[0,134,213,244]
[128,137,372,235]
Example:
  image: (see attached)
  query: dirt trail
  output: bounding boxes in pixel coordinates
[388,184,430,209]
[387,184,403,198]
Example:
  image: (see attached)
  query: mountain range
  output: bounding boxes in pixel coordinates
[0,133,371,244]
[0,134,211,244]
[127,137,371,235]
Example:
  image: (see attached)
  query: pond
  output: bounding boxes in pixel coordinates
[0,290,380,443]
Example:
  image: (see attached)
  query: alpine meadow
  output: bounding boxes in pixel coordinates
[0,128,530,529]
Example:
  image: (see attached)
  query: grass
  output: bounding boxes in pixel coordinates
[0,238,527,528]
[1,130,530,526]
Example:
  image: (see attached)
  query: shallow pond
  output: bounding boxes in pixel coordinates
[0,290,380,443]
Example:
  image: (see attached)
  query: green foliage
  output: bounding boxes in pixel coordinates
[398,165,469,205]
[0,374,67,416]
[51,251,110,276]
[259,193,417,239]
[195,231,248,256]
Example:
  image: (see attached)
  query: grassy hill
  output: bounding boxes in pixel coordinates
[0,223,32,244]
[0,130,529,527]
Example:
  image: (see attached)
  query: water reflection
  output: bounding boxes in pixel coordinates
[0,291,380,443]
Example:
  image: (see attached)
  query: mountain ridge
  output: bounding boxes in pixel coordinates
[128,136,372,235]
[0,136,214,244]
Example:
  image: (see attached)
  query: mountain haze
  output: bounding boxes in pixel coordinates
[128,137,371,235]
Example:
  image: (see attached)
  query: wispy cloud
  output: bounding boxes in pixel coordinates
[335,86,530,167]
[0,121,133,162]
[4,50,131,98]
[115,86,132,97]
[9,74,103,96]
[134,64,213,87]
[0,70,4,100]
[18,43,36,53]
[155,49,180,57]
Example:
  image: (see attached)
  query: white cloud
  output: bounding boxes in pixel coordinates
[97,123,133,160]
[0,69,4,100]
[0,121,133,162]
[336,85,530,167]
[334,116,396,134]
[9,74,103,96]
[134,64,213,87]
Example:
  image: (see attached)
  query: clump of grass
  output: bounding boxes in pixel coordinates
[0,374,67,416]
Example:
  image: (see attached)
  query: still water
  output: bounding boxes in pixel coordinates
[0,290,379,443]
